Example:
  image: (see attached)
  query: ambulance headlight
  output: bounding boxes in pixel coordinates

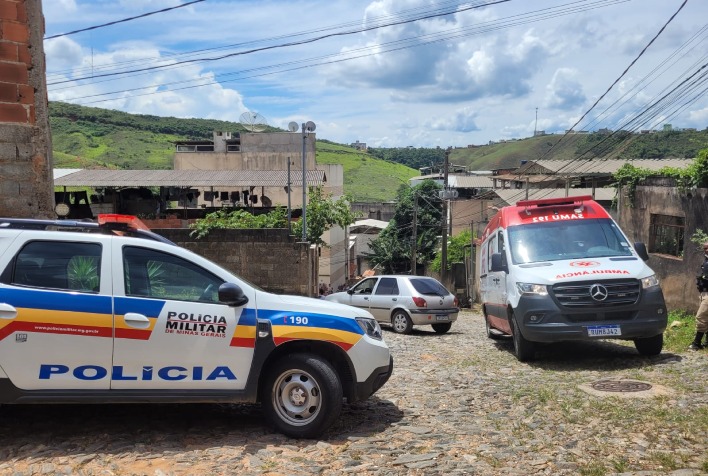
[641,274,660,289]
[356,317,383,340]
[516,283,548,296]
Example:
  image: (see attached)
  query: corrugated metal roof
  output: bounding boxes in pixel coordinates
[350,219,389,232]
[516,158,694,176]
[53,168,82,179]
[490,187,616,206]
[54,169,326,187]
[448,175,495,188]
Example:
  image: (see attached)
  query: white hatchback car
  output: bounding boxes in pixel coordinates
[326,275,459,334]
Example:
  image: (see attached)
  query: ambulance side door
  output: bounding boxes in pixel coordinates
[110,241,254,390]
[485,231,504,320]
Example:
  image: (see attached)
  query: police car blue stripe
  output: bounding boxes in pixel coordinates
[237,308,257,326]
[257,309,364,335]
[113,297,166,318]
[0,288,112,314]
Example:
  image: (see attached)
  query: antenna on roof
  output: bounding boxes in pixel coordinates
[239,111,269,132]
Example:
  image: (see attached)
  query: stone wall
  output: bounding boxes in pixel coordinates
[0,0,53,218]
[154,228,314,296]
[617,184,708,313]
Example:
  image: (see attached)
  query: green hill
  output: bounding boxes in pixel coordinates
[48,102,418,202]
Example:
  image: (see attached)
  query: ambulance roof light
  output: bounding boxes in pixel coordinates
[515,195,593,208]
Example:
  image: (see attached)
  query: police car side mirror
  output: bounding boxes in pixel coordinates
[347,289,354,295]
[490,253,508,273]
[634,242,649,261]
[218,282,249,307]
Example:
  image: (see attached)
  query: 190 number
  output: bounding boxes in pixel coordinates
[286,316,309,325]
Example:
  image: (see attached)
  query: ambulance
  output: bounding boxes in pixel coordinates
[479,196,667,361]
[0,215,393,438]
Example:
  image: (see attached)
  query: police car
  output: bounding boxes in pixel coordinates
[0,215,393,438]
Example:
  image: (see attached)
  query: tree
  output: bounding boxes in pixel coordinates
[365,180,442,274]
[431,229,473,272]
[292,186,359,247]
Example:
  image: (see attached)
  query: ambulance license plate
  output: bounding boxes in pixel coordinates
[587,325,621,337]
[435,315,449,321]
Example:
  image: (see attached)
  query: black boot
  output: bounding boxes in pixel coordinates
[689,332,705,351]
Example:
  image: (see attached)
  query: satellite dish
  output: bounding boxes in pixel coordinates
[305,121,316,132]
[288,121,299,132]
[239,111,269,132]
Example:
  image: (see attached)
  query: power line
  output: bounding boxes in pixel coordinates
[52,0,628,105]
[44,0,206,40]
[47,0,509,86]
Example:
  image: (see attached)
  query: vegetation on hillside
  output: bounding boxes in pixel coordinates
[367,147,447,171]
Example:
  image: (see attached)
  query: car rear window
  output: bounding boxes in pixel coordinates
[410,278,448,296]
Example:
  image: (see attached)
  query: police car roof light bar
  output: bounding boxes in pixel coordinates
[97,214,149,231]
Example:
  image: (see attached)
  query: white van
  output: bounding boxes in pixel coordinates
[479,195,667,361]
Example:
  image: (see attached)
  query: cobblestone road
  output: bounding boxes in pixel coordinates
[0,308,706,475]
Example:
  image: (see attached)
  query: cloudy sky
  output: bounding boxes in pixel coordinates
[42,0,708,148]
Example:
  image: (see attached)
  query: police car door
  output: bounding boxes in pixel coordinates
[110,240,254,390]
[0,235,113,390]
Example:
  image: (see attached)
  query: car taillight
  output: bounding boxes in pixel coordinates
[412,296,427,307]
[454,296,459,307]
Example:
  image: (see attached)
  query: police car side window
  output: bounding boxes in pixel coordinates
[123,246,224,303]
[13,241,102,293]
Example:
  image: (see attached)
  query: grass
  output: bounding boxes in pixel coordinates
[663,309,698,352]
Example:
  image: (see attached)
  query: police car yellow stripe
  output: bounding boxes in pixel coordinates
[272,326,361,351]
[0,308,112,340]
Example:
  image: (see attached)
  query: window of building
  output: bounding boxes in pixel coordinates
[649,214,685,257]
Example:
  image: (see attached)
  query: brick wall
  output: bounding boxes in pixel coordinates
[0,0,53,218]
[154,228,315,296]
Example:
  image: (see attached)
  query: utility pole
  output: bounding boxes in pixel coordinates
[411,192,417,275]
[441,147,450,285]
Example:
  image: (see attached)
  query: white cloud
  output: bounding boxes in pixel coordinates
[545,68,586,111]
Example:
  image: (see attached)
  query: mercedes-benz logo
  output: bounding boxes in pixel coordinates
[590,284,609,301]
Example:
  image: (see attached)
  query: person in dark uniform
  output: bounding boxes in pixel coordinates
[689,241,708,350]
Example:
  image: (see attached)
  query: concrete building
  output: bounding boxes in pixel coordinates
[174,131,348,290]
[0,0,53,218]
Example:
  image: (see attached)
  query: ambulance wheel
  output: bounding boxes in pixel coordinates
[432,323,452,334]
[510,313,535,362]
[262,353,342,438]
[634,334,663,356]
[391,310,413,334]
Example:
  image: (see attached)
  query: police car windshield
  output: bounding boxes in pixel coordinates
[507,219,633,264]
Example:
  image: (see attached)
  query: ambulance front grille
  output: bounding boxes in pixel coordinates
[552,280,641,308]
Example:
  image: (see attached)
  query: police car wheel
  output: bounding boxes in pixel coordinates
[391,311,413,334]
[263,353,343,438]
[633,333,663,356]
[510,313,535,362]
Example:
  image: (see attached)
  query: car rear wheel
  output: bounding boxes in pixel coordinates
[634,333,663,356]
[262,353,342,438]
[510,312,535,362]
[391,310,413,334]
[431,323,452,334]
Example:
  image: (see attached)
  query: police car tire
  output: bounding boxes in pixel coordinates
[262,353,343,439]
[633,333,663,356]
[510,313,535,362]
[391,310,413,334]
[432,323,452,334]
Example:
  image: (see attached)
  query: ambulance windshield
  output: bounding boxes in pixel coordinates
[507,219,633,264]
